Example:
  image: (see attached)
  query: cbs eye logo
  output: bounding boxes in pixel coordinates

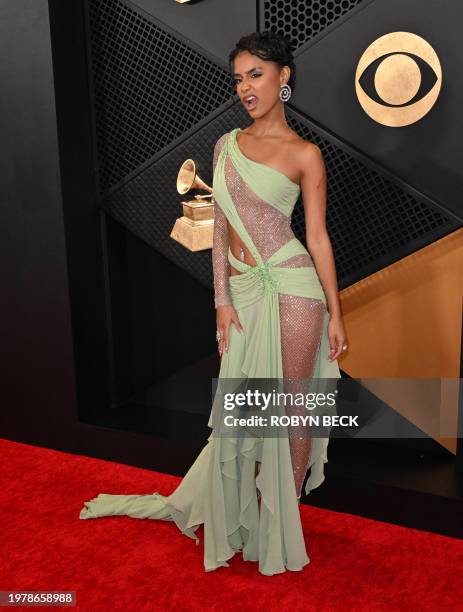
[355,32,442,127]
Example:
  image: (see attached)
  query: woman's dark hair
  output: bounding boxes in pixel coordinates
[228,30,297,92]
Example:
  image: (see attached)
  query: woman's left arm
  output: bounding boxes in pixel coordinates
[299,142,347,361]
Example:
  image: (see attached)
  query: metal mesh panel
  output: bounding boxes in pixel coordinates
[285,110,458,286]
[101,101,458,293]
[101,106,247,291]
[87,0,233,194]
[261,0,365,48]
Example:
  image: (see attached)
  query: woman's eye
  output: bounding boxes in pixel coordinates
[233,74,261,85]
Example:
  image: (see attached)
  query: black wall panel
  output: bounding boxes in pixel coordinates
[291,0,463,220]
[1,0,82,437]
[133,0,256,62]
[285,108,458,287]
[87,0,235,193]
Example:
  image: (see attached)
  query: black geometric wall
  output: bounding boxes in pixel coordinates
[86,0,463,291]
[100,108,245,289]
[289,0,463,219]
[88,0,234,193]
[286,110,457,285]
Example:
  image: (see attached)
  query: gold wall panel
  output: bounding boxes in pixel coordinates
[338,229,463,453]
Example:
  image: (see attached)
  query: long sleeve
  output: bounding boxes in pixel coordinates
[212,134,232,309]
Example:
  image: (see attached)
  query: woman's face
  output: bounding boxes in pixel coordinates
[232,51,288,116]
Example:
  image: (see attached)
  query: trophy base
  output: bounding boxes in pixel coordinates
[170,217,214,252]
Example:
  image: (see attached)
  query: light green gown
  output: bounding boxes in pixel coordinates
[80,127,341,576]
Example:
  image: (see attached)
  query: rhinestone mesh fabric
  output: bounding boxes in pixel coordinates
[212,131,325,498]
[212,134,233,308]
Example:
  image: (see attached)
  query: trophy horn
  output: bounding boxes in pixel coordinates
[171,157,215,252]
[177,159,212,195]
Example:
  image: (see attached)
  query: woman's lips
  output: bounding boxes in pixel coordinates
[244,95,258,110]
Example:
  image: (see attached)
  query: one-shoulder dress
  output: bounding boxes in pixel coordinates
[80,127,341,576]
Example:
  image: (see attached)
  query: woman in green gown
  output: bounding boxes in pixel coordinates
[80,31,347,576]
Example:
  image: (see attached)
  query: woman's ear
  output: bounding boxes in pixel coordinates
[281,65,291,86]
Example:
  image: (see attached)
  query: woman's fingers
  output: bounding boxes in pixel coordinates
[328,332,341,361]
[327,331,335,360]
[217,324,226,356]
[223,323,229,353]
[218,333,224,357]
[217,308,244,356]
[332,333,346,360]
[231,314,244,335]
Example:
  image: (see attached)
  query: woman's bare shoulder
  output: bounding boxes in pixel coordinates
[287,130,320,155]
[283,132,322,181]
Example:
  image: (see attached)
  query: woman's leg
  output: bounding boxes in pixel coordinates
[278,291,326,500]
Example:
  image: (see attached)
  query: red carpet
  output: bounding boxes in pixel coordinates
[1,437,462,611]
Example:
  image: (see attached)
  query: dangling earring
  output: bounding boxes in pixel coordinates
[279,83,291,102]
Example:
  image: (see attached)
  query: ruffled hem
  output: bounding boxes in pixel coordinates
[304,436,329,496]
[80,431,311,576]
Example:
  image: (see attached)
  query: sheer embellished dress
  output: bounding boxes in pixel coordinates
[80,128,341,576]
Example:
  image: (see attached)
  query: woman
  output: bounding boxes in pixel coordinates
[80,31,347,576]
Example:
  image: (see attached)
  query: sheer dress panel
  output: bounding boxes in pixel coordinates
[213,132,326,497]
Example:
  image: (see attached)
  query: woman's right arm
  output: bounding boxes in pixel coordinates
[211,133,243,355]
[212,134,232,310]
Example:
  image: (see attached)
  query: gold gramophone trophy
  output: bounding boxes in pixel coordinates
[170,158,215,251]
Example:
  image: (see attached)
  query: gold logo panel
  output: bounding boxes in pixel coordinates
[355,32,442,127]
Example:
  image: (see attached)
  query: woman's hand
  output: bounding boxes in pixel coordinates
[327,313,348,361]
[216,304,244,357]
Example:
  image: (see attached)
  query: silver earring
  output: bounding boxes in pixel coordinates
[279,83,291,102]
